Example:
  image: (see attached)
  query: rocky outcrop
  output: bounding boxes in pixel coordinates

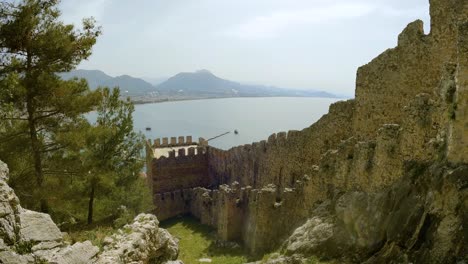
[269,163,467,263]
[95,214,179,264]
[0,160,181,264]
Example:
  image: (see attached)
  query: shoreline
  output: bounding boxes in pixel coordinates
[129,95,349,105]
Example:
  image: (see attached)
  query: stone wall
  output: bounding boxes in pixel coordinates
[153,189,192,221]
[447,20,468,163]
[151,177,311,255]
[207,99,355,189]
[145,0,467,258]
[353,0,467,140]
[152,136,194,148]
[151,147,210,194]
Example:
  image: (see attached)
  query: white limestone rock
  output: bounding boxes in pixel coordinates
[19,209,63,243]
[95,214,179,264]
[284,216,334,254]
[0,250,34,264]
[46,241,99,264]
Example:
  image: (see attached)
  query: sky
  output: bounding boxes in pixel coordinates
[59,0,431,96]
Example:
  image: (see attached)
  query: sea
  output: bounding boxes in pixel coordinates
[133,97,341,150]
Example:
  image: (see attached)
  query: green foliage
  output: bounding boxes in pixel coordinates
[64,224,116,250]
[305,256,337,264]
[33,257,49,264]
[0,0,102,211]
[45,87,153,226]
[0,0,152,228]
[14,241,33,254]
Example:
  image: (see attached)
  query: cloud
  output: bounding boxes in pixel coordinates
[222,2,376,39]
[377,6,427,17]
[59,0,110,26]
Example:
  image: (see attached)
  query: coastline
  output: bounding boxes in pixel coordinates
[129,95,349,105]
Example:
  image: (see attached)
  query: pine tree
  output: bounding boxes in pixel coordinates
[78,87,150,224]
[0,0,101,212]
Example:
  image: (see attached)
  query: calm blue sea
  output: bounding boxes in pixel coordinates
[133,97,340,150]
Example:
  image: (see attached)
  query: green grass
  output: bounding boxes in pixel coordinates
[305,256,338,264]
[160,216,249,264]
[63,224,116,250]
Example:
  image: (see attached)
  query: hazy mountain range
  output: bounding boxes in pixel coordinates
[59,69,338,100]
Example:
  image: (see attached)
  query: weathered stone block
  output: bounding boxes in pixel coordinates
[154,138,161,147]
[19,210,63,242]
[178,136,185,145]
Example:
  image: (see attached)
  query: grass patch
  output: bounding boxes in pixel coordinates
[305,256,338,264]
[160,216,249,264]
[63,223,116,250]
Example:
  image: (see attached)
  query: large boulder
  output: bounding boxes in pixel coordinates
[0,161,21,245]
[18,210,63,243]
[95,214,179,264]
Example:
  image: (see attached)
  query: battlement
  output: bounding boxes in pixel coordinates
[145,134,212,195]
[154,146,206,161]
[152,135,195,148]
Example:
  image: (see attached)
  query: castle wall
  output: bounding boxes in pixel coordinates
[352,0,467,140]
[145,0,468,257]
[151,147,210,194]
[207,100,355,190]
[153,189,191,221]
[447,21,468,163]
[185,181,311,255]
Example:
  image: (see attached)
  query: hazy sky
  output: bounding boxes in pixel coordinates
[59,0,430,96]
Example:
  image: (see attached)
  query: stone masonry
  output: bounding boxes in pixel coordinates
[146,0,467,259]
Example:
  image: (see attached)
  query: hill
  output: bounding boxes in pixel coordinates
[59,69,112,89]
[59,70,156,95]
[156,69,337,98]
[59,69,338,100]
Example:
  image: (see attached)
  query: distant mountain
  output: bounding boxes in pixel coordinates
[156,69,337,98]
[140,77,168,86]
[59,69,338,100]
[59,69,112,89]
[156,69,242,97]
[59,70,156,95]
[101,75,155,95]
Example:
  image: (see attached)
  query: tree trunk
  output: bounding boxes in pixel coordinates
[25,51,48,213]
[87,183,95,225]
[26,97,48,210]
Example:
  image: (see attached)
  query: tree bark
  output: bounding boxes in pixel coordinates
[25,50,48,213]
[87,183,95,225]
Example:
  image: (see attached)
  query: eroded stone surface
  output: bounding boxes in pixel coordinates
[19,210,63,243]
[95,214,179,264]
[0,160,183,264]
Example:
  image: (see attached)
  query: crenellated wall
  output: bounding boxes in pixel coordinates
[207,99,355,189]
[152,135,194,148]
[146,0,468,258]
[151,147,210,194]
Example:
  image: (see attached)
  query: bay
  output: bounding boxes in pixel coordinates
[134,97,340,150]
